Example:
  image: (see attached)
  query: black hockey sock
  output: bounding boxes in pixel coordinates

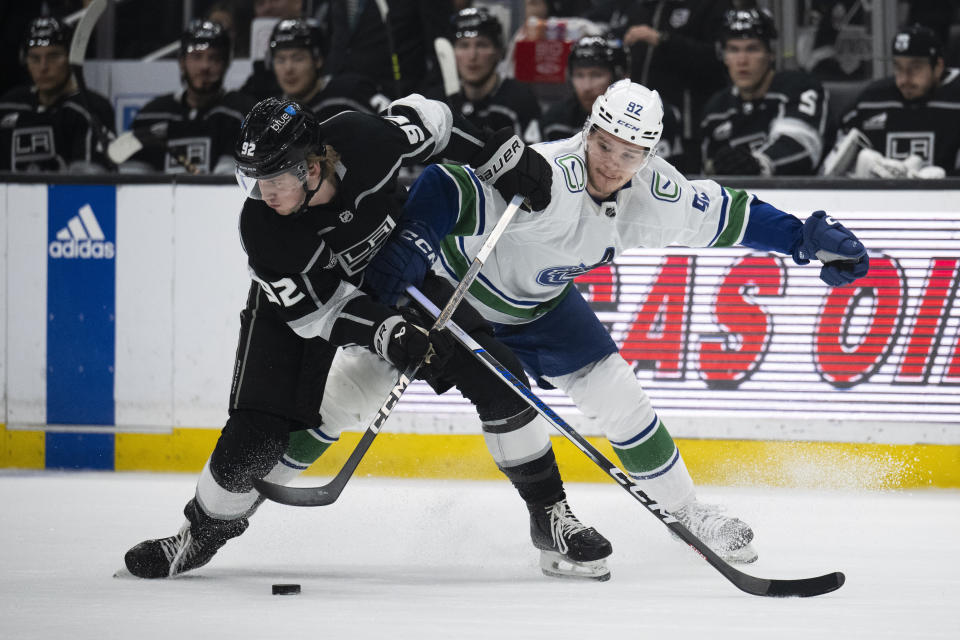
[498,448,566,507]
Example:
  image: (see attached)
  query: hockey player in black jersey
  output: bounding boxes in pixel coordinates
[0,16,114,173]
[830,24,960,178]
[447,7,542,144]
[116,19,255,174]
[123,95,612,581]
[541,35,683,161]
[268,18,389,122]
[700,8,828,176]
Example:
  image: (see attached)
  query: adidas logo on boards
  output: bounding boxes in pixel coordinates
[48,203,115,259]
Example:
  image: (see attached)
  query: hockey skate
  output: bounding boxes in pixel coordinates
[124,499,249,578]
[529,498,612,581]
[671,501,757,564]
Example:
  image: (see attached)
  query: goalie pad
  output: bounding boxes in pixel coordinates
[821,128,871,176]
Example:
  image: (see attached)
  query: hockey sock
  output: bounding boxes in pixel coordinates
[610,415,695,511]
[482,406,565,505]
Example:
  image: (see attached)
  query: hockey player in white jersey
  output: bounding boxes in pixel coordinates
[362,79,870,564]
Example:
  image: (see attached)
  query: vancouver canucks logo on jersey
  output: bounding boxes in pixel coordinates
[535,247,615,286]
[555,153,586,192]
[650,172,681,202]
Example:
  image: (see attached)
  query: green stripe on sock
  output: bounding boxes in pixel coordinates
[285,430,333,466]
[612,420,678,474]
[714,188,749,247]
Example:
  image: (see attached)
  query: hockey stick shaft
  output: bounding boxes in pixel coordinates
[407,285,845,598]
[253,194,527,507]
[373,0,401,95]
[69,0,112,160]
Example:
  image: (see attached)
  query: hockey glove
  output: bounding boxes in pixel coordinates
[473,127,552,211]
[372,307,455,378]
[710,145,763,176]
[365,219,441,306]
[792,210,869,286]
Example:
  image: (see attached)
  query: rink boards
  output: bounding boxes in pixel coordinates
[1,180,959,487]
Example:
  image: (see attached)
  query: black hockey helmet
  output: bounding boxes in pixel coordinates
[235,98,325,204]
[21,16,72,60]
[719,8,778,50]
[567,36,628,80]
[269,18,327,61]
[180,19,232,61]
[452,8,504,50]
[892,24,943,65]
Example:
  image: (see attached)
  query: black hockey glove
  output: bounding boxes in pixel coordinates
[473,127,552,212]
[711,145,763,176]
[364,220,440,306]
[792,210,869,286]
[372,307,455,378]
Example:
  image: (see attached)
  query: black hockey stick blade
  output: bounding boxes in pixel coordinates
[761,571,846,598]
[253,372,414,507]
[407,286,846,598]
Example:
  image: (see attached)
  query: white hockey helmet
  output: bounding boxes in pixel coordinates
[588,79,664,149]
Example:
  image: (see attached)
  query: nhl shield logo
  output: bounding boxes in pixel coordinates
[339,210,354,223]
[894,34,910,52]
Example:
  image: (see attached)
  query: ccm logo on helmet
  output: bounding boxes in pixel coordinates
[616,119,641,131]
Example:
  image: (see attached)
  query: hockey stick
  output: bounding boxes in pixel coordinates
[108,122,201,173]
[406,285,845,598]
[373,0,401,97]
[434,37,460,97]
[69,0,113,160]
[253,194,527,506]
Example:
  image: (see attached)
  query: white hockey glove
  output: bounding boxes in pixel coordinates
[852,149,940,179]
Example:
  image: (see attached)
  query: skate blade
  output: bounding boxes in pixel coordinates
[539,551,610,582]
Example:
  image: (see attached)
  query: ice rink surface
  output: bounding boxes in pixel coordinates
[1,471,957,640]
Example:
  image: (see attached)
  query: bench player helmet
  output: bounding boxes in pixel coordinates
[180,19,231,60]
[21,16,72,61]
[567,36,628,80]
[719,8,778,50]
[892,24,943,65]
[588,79,663,148]
[452,7,504,50]
[235,98,325,212]
[269,18,326,62]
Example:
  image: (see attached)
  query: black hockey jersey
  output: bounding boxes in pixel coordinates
[448,77,542,142]
[839,68,960,175]
[302,73,390,123]
[700,69,828,175]
[541,93,684,160]
[239,100,486,350]
[0,85,114,172]
[125,90,256,174]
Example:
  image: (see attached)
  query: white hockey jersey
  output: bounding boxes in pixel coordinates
[429,135,757,325]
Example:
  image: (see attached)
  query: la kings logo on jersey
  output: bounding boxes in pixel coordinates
[49,203,115,259]
[887,132,934,163]
[14,125,56,165]
[166,137,211,173]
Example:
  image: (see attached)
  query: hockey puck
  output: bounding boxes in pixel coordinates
[272,583,301,595]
